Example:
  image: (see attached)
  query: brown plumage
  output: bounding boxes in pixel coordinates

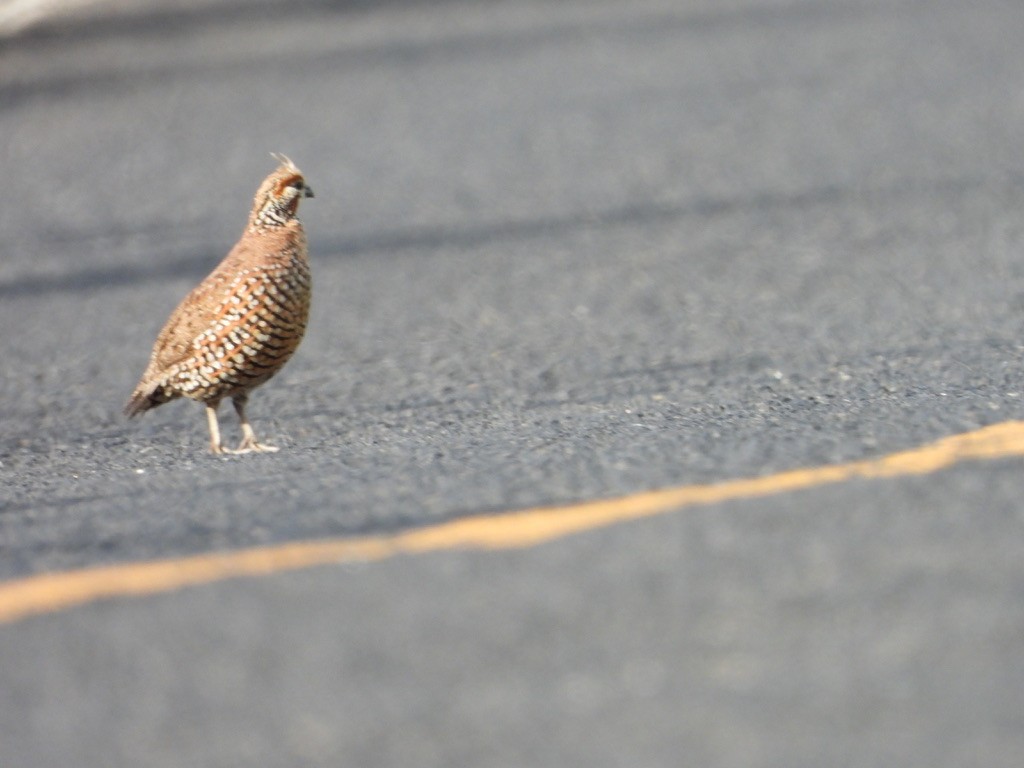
[126,156,314,454]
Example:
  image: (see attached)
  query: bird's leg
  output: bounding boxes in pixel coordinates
[231,393,279,454]
[206,402,227,454]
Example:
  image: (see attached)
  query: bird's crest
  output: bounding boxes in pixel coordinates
[270,152,297,170]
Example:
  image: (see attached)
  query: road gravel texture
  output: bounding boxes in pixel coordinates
[1,1,1024,766]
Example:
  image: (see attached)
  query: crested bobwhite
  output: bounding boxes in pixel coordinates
[126,155,314,454]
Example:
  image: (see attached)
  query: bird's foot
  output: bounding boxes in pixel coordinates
[231,437,280,454]
[209,440,279,455]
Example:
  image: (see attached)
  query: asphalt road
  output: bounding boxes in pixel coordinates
[2,0,1024,765]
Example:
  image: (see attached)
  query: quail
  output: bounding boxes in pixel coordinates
[125,156,314,454]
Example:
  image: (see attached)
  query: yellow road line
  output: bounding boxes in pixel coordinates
[3,420,1024,626]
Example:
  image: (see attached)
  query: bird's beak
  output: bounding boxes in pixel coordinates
[304,185,315,199]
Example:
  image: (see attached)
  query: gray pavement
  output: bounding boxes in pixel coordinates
[2,0,1024,765]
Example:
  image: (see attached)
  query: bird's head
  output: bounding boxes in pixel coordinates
[250,154,314,229]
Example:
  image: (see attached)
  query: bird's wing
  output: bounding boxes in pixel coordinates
[139,248,247,383]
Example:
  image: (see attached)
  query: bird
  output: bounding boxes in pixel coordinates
[125,155,314,454]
